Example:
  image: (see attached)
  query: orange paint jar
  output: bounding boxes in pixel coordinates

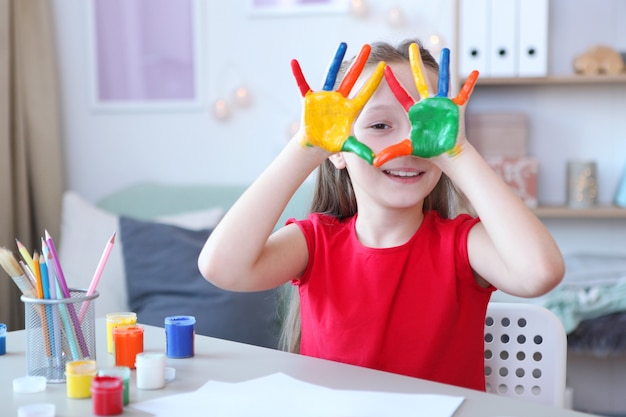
[112,325,143,369]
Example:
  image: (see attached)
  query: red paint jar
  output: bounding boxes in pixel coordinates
[91,375,123,416]
[113,325,143,369]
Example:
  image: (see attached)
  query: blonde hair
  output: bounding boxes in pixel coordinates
[278,39,468,353]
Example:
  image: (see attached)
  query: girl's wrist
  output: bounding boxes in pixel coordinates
[432,138,476,168]
[286,132,332,167]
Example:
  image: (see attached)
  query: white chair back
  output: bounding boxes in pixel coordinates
[484,302,567,407]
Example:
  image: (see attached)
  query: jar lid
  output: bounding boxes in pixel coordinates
[165,367,176,382]
[106,312,137,323]
[17,403,55,417]
[91,375,123,392]
[65,359,97,375]
[112,325,143,336]
[98,366,131,379]
[164,315,196,326]
[13,376,47,393]
[135,352,166,367]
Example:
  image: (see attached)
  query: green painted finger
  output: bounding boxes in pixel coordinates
[341,135,375,165]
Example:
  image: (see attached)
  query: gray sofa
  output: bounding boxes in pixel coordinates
[58,182,315,349]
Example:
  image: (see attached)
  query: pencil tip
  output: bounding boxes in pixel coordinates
[111,232,116,243]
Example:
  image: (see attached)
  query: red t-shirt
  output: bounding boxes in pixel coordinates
[289,211,494,391]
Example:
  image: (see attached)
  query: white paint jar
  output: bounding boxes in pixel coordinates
[135,352,165,390]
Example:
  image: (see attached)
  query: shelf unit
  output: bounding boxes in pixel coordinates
[534,205,626,219]
[473,75,626,218]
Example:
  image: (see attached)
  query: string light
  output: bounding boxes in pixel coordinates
[386,7,404,27]
[211,62,253,121]
[212,98,231,121]
[233,86,252,107]
[349,0,368,18]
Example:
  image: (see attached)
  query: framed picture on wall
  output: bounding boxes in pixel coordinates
[249,0,350,16]
[88,0,204,111]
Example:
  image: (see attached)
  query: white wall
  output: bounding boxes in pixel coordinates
[51,0,455,202]
[51,0,626,258]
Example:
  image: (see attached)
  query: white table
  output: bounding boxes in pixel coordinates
[1,319,600,417]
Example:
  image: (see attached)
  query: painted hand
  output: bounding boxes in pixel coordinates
[373,44,479,167]
[291,42,385,165]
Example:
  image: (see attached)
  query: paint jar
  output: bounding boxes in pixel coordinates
[135,352,166,390]
[566,160,598,208]
[112,325,143,369]
[91,375,123,416]
[164,315,195,358]
[105,312,136,354]
[98,366,131,405]
[0,323,6,355]
[65,359,97,398]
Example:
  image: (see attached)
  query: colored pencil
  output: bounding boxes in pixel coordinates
[16,239,36,276]
[39,255,57,359]
[78,232,116,322]
[44,230,90,358]
[42,241,65,363]
[44,230,71,298]
[39,242,51,300]
[32,252,44,299]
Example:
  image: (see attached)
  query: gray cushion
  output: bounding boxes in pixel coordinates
[119,216,280,348]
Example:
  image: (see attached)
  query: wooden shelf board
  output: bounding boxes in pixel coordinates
[475,74,626,86]
[534,205,626,218]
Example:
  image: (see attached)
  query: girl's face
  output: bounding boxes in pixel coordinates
[330,61,443,211]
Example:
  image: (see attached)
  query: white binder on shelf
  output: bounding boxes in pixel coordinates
[518,0,549,77]
[458,0,490,78]
[488,0,518,77]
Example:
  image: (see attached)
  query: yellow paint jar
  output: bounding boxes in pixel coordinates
[105,312,137,354]
[66,359,97,399]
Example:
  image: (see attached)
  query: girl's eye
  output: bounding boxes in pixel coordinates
[370,122,390,130]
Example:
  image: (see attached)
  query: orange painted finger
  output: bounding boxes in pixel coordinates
[373,139,413,167]
[452,70,479,106]
[337,44,371,97]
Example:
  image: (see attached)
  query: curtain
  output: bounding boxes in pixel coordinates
[0,0,65,331]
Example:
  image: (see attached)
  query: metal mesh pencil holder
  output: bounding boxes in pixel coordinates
[21,289,99,383]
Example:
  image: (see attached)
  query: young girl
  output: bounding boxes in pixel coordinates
[198,39,564,391]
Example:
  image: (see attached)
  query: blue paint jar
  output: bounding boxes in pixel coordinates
[164,316,195,358]
[0,323,6,355]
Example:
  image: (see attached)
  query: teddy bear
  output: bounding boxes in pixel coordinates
[573,45,625,75]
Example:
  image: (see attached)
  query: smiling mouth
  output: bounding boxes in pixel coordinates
[383,169,424,178]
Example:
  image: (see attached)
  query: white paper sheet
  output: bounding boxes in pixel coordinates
[131,373,464,417]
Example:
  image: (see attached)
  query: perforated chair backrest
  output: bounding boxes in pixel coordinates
[484,302,567,407]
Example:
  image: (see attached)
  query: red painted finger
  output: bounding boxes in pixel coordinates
[384,66,414,112]
[291,59,312,97]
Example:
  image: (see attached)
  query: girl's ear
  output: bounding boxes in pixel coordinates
[329,153,347,169]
